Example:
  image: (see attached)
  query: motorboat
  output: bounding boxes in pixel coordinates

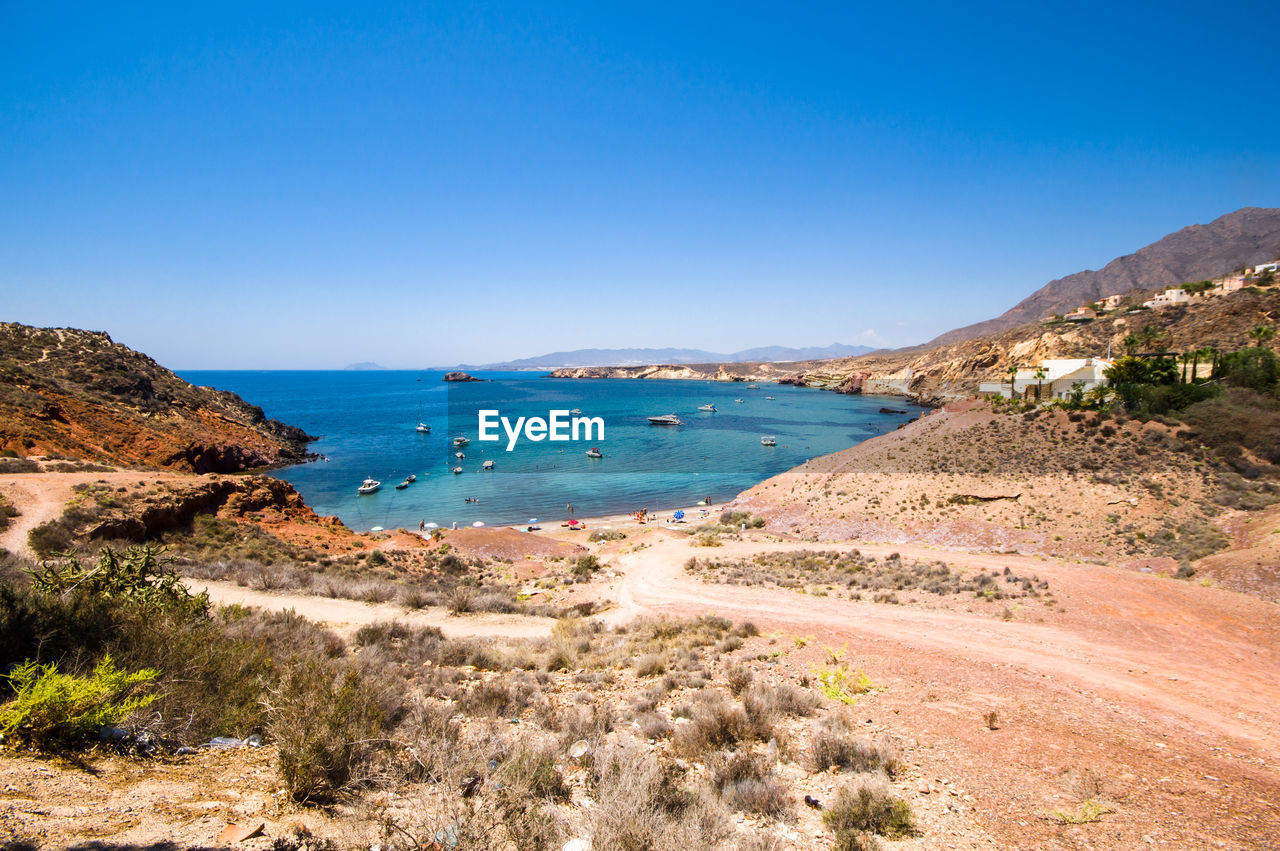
[586,447,603,458]
[405,474,416,483]
[747,384,760,389]
[395,480,410,490]
[357,478,381,494]
[455,451,465,460]
[760,436,776,446]
[452,466,463,475]
[453,436,470,447]
[764,395,776,400]
[415,422,431,433]
[647,414,683,425]
[570,408,582,415]
[734,398,745,403]
[697,403,716,412]
[482,460,495,470]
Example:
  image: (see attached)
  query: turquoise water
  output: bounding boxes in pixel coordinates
[179,370,923,531]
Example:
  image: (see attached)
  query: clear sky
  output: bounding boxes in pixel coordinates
[2,2,1278,368]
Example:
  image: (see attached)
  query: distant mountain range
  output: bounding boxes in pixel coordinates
[930,206,1280,346]
[450,343,875,370]
[345,362,387,371]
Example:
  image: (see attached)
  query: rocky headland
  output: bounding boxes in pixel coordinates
[0,323,315,472]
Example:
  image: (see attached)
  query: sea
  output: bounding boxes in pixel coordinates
[178,370,924,532]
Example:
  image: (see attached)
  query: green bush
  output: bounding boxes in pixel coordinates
[0,654,157,749]
[27,546,209,618]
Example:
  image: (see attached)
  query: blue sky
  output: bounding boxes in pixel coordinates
[2,2,1278,368]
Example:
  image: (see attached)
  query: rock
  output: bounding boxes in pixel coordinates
[216,823,264,843]
[442,371,481,382]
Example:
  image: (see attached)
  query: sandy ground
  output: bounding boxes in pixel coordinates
[4,470,1280,846]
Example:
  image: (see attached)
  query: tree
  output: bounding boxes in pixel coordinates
[1180,280,1213,296]
[1257,268,1276,287]
[1033,367,1048,402]
[1247,324,1276,346]
[1005,364,1019,398]
[1179,352,1194,383]
[1122,333,1141,355]
[1138,325,1168,351]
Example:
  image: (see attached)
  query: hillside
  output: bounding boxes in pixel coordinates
[929,206,1280,345]
[553,287,1280,404]
[0,322,315,472]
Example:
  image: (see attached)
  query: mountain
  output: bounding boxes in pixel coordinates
[0,322,315,472]
[930,207,1280,346]
[345,361,386,370]
[456,343,874,370]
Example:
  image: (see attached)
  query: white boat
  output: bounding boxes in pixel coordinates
[734,398,745,403]
[570,408,582,415]
[357,478,381,494]
[747,384,760,389]
[764,395,776,400]
[760,436,776,446]
[482,460,495,470]
[405,474,416,482]
[586,447,603,458]
[452,466,463,475]
[647,414,683,425]
[455,451,465,459]
[415,422,431,433]
[453,436,470,447]
[697,403,716,412]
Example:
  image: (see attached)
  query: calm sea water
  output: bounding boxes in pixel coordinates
[179,370,923,532]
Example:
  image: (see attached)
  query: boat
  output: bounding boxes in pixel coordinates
[453,436,470,447]
[747,384,760,389]
[647,414,683,425]
[455,451,465,459]
[405,474,416,483]
[697,403,716,412]
[734,398,745,403]
[586,448,603,458]
[764,395,776,400]
[760,436,776,446]
[356,478,381,494]
[395,481,410,490]
[482,460,495,470]
[452,466,463,475]
[415,422,431,433]
[570,408,582,415]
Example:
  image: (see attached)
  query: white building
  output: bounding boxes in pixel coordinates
[979,358,1113,400]
[1143,288,1191,309]
[1250,261,1279,275]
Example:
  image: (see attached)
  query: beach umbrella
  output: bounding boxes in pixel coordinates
[472,521,485,527]
[424,522,439,529]
[674,510,685,520]
[529,518,538,524]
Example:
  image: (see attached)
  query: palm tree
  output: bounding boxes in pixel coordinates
[1179,351,1193,383]
[1248,324,1276,346]
[1005,364,1019,399]
[1033,367,1047,402]
[1139,325,1167,352]
[1122,333,1141,355]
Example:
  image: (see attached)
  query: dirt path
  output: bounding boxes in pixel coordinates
[192,579,556,639]
[598,529,1280,848]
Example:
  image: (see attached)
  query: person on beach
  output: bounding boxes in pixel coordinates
[419,519,424,532]
[567,502,574,515]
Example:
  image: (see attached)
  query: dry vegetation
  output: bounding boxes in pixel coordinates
[686,549,1051,607]
[0,547,918,849]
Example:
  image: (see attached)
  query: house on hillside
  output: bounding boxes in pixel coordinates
[1143,288,1191,309]
[979,358,1113,401]
[1098,294,1126,311]
[1213,274,1246,295]
[1063,306,1097,323]
[1249,261,1279,275]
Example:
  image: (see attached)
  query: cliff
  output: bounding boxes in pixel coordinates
[0,322,315,472]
